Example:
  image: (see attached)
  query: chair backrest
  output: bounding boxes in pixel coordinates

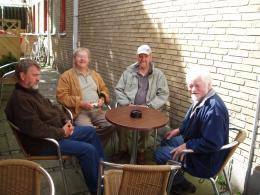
[216,128,247,176]
[119,164,172,195]
[0,159,55,195]
[100,161,180,195]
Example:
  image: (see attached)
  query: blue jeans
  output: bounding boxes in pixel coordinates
[40,126,104,194]
[154,135,185,185]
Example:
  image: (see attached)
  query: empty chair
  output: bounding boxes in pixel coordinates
[0,159,55,195]
[97,160,181,195]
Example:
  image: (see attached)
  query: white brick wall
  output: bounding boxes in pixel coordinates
[52,0,260,193]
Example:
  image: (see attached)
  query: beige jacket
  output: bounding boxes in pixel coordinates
[56,68,110,118]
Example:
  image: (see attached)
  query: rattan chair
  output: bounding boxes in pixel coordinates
[97,160,181,195]
[0,159,55,195]
[7,120,71,195]
[169,128,247,195]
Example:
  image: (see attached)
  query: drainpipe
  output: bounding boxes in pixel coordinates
[243,83,260,195]
[73,0,78,50]
[47,0,51,66]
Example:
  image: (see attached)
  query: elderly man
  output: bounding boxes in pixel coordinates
[5,59,104,195]
[154,66,229,194]
[56,47,114,145]
[115,44,169,163]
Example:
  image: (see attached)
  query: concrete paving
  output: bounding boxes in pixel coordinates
[0,66,89,195]
[0,66,230,195]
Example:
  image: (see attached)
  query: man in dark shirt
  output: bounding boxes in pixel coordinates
[5,59,104,195]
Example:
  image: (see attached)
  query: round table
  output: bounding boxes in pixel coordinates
[105,106,168,163]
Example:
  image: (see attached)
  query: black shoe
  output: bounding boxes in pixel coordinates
[171,178,196,194]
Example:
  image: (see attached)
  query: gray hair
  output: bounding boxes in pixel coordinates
[15,59,40,80]
[186,66,212,87]
[73,47,91,59]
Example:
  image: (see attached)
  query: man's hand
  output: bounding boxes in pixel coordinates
[97,98,104,108]
[63,120,74,137]
[170,143,187,161]
[164,128,180,140]
[80,101,94,110]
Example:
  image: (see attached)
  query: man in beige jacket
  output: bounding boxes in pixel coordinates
[56,47,114,145]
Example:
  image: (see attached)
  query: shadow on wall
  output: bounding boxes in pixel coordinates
[80,0,188,127]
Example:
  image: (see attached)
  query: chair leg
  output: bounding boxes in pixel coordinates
[58,158,70,195]
[97,162,104,195]
[167,168,179,194]
[111,130,117,155]
[209,177,220,195]
[153,129,158,151]
[223,169,232,194]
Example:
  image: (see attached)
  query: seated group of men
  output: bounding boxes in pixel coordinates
[5,45,229,195]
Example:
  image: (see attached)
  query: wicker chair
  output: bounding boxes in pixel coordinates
[169,128,247,195]
[97,160,181,195]
[7,120,71,195]
[0,159,55,195]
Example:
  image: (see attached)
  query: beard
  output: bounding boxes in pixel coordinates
[31,84,39,90]
[191,94,202,102]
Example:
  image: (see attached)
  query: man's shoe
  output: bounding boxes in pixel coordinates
[171,178,196,194]
[111,151,129,162]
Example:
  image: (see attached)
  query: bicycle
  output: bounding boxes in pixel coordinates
[31,34,48,66]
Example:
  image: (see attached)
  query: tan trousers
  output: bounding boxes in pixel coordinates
[75,109,114,145]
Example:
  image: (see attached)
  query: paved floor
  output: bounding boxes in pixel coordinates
[0,66,229,195]
[0,67,89,195]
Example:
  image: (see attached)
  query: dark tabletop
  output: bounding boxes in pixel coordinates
[105,106,168,131]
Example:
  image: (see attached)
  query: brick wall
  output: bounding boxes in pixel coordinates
[53,0,260,192]
[51,0,73,72]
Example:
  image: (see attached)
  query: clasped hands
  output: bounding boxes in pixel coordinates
[63,120,74,137]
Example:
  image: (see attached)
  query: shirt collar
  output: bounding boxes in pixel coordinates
[73,67,91,76]
[190,89,216,117]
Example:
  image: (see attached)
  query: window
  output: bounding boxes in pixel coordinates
[60,0,66,33]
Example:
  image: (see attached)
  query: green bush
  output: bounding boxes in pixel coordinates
[0,52,17,76]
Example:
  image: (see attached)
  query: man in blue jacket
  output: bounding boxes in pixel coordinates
[154,66,229,194]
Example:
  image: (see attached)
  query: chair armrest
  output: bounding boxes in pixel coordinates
[61,105,73,121]
[181,141,238,154]
[167,159,182,167]
[219,141,238,150]
[100,160,124,169]
[3,70,15,78]
[44,138,63,159]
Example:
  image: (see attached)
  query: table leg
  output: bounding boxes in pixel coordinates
[130,130,138,164]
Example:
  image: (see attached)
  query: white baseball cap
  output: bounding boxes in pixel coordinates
[137,44,152,55]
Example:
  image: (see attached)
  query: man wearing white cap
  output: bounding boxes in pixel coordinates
[115,44,169,164]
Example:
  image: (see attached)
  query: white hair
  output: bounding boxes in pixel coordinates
[185,66,212,87]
